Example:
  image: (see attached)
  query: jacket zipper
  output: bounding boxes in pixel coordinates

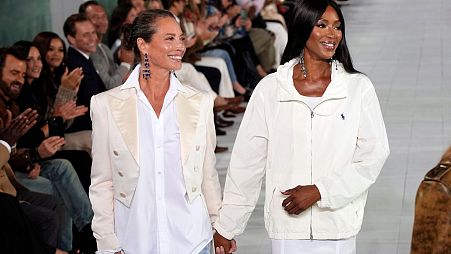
[295,96,346,240]
[308,96,345,240]
[310,108,314,240]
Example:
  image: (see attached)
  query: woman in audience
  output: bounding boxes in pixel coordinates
[14,40,93,192]
[6,42,96,253]
[32,32,83,105]
[213,0,389,253]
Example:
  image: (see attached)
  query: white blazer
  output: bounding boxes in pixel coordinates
[89,72,222,250]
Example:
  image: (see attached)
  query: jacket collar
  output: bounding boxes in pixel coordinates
[277,58,347,102]
[118,64,199,99]
[107,64,201,165]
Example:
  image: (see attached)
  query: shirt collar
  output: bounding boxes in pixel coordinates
[70,45,90,60]
[121,64,184,94]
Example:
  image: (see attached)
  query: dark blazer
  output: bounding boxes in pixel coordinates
[66,47,106,132]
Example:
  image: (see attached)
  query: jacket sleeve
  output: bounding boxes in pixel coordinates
[89,95,122,250]
[213,87,269,240]
[315,81,390,209]
[201,93,222,225]
[91,46,129,90]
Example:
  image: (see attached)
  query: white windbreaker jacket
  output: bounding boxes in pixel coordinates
[214,58,390,240]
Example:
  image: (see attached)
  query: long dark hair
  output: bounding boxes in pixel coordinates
[281,0,358,74]
[122,9,176,66]
[32,32,68,80]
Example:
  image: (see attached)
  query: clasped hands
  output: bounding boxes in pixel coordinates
[213,185,320,253]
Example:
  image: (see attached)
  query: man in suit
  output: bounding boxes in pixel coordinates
[79,1,134,90]
[63,13,106,133]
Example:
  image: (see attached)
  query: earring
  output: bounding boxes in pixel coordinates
[142,53,151,80]
[300,50,307,78]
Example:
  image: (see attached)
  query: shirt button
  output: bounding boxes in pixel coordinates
[192,187,197,192]
[194,166,198,171]
[113,150,118,156]
[120,192,126,198]
[196,145,200,151]
[157,171,161,175]
[118,171,124,177]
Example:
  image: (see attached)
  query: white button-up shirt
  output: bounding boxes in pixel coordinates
[109,74,212,254]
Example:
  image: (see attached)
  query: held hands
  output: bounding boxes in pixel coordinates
[281,185,321,215]
[213,232,237,254]
[0,108,38,146]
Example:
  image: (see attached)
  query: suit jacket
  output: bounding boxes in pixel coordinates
[89,70,222,250]
[66,47,106,132]
[90,43,129,90]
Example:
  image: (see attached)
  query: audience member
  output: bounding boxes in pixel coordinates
[0,45,95,253]
[80,1,134,89]
[108,3,139,53]
[32,32,82,108]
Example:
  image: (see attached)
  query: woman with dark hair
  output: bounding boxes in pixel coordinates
[90,9,229,254]
[213,0,389,253]
[32,32,83,106]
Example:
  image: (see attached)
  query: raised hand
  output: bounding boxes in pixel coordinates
[281,185,321,215]
[61,67,84,92]
[53,101,88,121]
[0,108,38,145]
[214,232,237,253]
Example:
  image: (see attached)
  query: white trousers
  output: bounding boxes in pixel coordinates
[271,237,356,254]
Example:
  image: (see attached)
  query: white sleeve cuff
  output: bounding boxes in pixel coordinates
[0,140,12,154]
[120,62,131,70]
[95,248,123,254]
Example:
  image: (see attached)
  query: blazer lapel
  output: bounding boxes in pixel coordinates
[176,90,202,164]
[108,89,139,164]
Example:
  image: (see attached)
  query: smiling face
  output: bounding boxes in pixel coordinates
[67,20,98,54]
[304,5,342,61]
[85,4,109,35]
[46,38,65,70]
[26,46,42,81]
[140,17,186,73]
[0,54,26,100]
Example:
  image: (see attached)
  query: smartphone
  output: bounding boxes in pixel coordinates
[48,117,64,137]
[240,9,248,20]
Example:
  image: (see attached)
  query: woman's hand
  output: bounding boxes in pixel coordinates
[53,101,88,121]
[61,67,84,92]
[214,232,237,253]
[37,136,65,158]
[281,185,321,215]
[27,163,41,179]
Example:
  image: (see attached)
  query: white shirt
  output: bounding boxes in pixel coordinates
[109,74,212,254]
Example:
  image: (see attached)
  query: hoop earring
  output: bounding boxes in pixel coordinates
[300,50,307,78]
[142,53,151,80]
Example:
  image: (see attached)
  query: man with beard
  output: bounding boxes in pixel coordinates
[0,46,95,253]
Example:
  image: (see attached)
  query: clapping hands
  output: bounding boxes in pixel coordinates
[0,108,38,146]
